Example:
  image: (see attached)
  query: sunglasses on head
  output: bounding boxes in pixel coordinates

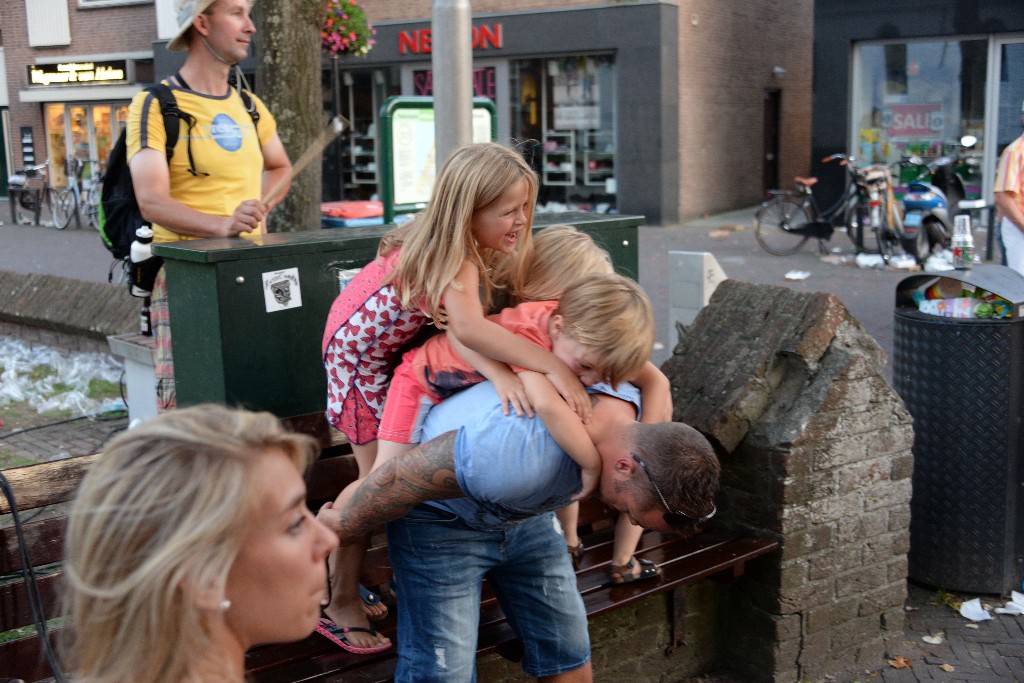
[631,453,716,527]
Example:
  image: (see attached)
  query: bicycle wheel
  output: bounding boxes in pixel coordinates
[49,188,75,230]
[754,198,813,256]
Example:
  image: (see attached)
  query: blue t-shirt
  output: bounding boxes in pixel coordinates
[421,381,641,530]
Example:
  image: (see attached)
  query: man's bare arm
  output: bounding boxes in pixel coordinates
[329,430,464,541]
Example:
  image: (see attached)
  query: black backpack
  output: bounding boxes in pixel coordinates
[100,82,260,288]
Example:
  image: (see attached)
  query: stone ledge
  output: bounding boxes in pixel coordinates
[0,270,139,345]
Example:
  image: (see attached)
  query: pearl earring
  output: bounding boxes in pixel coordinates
[219,599,231,612]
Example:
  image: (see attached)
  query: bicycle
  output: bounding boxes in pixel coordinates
[52,157,104,230]
[754,154,904,261]
[7,159,65,228]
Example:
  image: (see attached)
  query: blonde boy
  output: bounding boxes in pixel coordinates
[375,272,654,497]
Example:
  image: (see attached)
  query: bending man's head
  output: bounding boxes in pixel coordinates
[600,421,721,535]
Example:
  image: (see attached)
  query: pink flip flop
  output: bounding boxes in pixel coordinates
[315,617,392,655]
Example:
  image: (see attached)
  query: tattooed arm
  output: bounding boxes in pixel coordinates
[317,430,464,543]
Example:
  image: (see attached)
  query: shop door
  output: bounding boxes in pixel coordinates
[763,88,781,194]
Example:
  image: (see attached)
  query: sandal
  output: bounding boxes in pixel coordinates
[607,557,663,584]
[316,618,392,655]
[567,541,584,570]
[359,583,388,619]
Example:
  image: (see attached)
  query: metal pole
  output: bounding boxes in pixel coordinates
[331,55,343,199]
[432,0,472,172]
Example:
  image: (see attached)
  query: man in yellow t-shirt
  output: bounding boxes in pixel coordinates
[994,100,1024,275]
[128,0,292,410]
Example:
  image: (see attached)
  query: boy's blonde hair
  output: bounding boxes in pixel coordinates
[520,225,614,303]
[556,273,655,387]
[63,405,316,683]
[380,142,538,326]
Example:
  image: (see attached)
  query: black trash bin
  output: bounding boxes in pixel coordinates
[893,264,1024,595]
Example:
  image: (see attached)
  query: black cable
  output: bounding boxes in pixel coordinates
[0,470,68,682]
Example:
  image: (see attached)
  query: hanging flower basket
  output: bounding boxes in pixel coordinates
[322,0,376,58]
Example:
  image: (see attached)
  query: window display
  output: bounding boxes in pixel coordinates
[510,55,617,213]
[853,40,986,199]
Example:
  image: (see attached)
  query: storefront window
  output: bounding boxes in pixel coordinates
[853,40,986,198]
[510,55,617,213]
[44,102,128,187]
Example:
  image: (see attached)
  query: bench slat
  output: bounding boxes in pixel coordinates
[0,626,63,683]
[0,454,98,515]
[0,516,68,574]
[0,569,62,633]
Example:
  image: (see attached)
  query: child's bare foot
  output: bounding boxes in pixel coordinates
[323,595,391,651]
[358,584,388,619]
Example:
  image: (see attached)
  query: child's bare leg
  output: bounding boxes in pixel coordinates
[557,503,580,550]
[324,541,389,648]
[557,502,583,567]
[323,441,389,648]
[368,439,415,473]
[333,440,385,622]
[612,512,643,567]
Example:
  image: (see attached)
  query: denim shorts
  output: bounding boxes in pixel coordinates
[386,505,591,682]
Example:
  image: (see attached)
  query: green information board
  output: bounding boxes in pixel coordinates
[379,96,497,223]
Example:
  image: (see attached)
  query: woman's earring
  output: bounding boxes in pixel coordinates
[219,599,232,612]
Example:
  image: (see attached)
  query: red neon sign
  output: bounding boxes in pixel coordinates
[398,24,503,55]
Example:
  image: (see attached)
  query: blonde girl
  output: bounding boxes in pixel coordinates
[319,142,591,652]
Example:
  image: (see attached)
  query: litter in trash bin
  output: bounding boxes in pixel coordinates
[855,253,886,269]
[994,591,1024,616]
[784,270,810,281]
[959,598,993,621]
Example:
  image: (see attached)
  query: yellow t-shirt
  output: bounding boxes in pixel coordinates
[126,80,277,243]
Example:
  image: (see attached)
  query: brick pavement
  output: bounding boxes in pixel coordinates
[0,413,128,463]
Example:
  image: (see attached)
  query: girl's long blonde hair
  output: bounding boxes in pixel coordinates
[62,405,316,683]
[380,142,538,325]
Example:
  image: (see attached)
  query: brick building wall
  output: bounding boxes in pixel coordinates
[359,0,813,223]
[0,1,156,169]
[676,0,813,218]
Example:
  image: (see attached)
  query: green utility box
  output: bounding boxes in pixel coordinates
[154,212,642,417]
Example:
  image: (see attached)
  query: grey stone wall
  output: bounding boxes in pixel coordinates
[662,280,913,682]
[0,271,138,352]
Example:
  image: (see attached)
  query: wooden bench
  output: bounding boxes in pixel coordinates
[0,415,778,683]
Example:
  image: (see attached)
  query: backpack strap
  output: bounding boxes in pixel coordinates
[239,88,261,130]
[144,83,180,162]
[149,79,208,177]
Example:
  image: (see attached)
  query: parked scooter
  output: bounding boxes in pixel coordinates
[899,135,977,262]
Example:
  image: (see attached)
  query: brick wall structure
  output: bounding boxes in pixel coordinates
[675,0,814,218]
[0,1,157,170]
[360,0,813,223]
[662,280,913,682]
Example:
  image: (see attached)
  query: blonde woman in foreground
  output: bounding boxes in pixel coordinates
[63,405,338,683]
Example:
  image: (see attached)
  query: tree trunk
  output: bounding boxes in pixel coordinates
[253,0,324,232]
